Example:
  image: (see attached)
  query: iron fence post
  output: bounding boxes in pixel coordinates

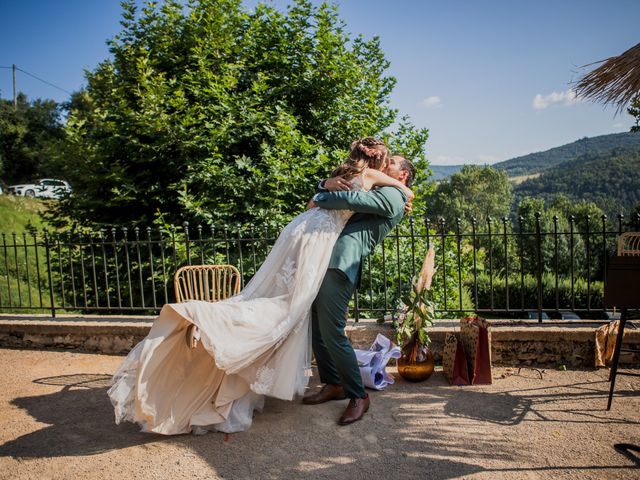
[534,212,543,323]
[183,222,191,266]
[553,215,559,311]
[601,214,607,288]
[617,214,624,235]
[586,215,591,312]
[569,215,575,311]
[471,217,478,310]
[487,216,494,311]
[43,229,56,318]
[502,216,509,312]
[456,218,463,312]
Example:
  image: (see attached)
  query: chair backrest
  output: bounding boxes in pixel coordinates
[617,232,640,256]
[174,264,241,303]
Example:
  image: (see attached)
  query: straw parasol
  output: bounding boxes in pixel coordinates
[574,42,640,112]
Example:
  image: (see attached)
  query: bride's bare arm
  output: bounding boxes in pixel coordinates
[322,176,352,192]
[364,168,414,201]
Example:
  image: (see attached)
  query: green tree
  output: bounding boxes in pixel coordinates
[517,196,584,277]
[0,93,63,182]
[52,0,428,228]
[427,165,513,230]
[425,165,514,277]
[629,95,640,133]
[516,195,615,281]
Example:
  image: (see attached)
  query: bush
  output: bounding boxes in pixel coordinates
[472,272,604,312]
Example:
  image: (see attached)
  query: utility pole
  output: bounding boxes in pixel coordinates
[12,64,17,108]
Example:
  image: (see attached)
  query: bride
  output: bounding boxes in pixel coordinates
[108,137,413,434]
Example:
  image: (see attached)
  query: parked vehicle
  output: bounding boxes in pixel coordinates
[554,311,581,320]
[603,310,621,320]
[8,179,71,199]
[526,311,550,320]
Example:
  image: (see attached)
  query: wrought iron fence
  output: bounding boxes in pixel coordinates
[1,212,639,321]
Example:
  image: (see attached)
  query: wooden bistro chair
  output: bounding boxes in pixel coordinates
[605,232,640,410]
[173,264,242,348]
[174,264,241,303]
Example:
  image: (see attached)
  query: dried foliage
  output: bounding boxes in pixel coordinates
[396,247,437,346]
[575,42,640,112]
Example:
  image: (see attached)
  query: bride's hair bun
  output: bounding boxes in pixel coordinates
[349,137,389,170]
[331,137,390,180]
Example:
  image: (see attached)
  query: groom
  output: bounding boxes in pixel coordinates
[303,155,416,425]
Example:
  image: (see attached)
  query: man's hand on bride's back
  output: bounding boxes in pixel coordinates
[403,187,415,202]
[402,188,414,214]
[324,176,353,192]
[404,199,413,214]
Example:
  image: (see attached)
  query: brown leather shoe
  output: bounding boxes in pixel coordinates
[302,384,346,405]
[338,394,370,425]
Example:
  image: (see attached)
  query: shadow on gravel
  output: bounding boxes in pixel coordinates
[615,443,640,466]
[172,375,492,480]
[0,373,159,458]
[2,371,638,479]
[444,377,640,427]
[444,390,532,425]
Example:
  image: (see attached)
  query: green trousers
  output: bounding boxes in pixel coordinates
[311,268,366,399]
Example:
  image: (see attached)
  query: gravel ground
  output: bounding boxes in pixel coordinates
[0,348,638,480]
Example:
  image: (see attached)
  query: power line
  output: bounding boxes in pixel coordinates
[0,65,73,95]
[15,67,73,95]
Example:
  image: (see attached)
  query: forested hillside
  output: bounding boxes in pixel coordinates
[514,149,640,217]
[493,132,640,177]
[430,165,464,181]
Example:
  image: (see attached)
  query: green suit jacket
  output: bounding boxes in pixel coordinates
[313,186,407,285]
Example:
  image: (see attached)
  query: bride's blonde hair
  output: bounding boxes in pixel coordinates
[331,137,390,180]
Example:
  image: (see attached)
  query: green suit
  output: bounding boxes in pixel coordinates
[311,186,407,398]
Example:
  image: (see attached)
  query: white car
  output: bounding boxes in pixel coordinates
[8,178,72,199]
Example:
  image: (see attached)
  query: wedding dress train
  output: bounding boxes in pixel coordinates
[108,205,353,434]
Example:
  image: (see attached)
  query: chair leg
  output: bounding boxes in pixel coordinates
[607,308,628,410]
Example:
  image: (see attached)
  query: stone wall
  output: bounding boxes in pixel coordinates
[0,319,150,355]
[346,321,640,368]
[1,316,639,368]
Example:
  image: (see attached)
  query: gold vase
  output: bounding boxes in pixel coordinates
[397,334,435,382]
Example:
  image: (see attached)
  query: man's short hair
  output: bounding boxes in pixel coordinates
[393,155,416,187]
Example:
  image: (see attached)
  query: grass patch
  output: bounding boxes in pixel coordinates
[0,195,65,312]
[0,195,50,234]
[509,172,542,185]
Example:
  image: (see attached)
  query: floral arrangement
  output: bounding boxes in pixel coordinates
[396,247,437,346]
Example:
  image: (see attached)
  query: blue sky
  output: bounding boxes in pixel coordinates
[1,0,638,165]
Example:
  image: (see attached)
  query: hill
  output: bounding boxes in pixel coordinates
[430,165,464,181]
[494,132,640,177]
[514,149,640,217]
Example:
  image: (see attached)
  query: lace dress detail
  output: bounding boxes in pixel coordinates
[250,366,276,395]
[108,175,366,435]
[275,258,297,294]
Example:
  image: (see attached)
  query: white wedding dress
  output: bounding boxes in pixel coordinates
[108,182,361,435]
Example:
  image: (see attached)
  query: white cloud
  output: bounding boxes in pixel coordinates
[420,96,442,108]
[532,89,582,110]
